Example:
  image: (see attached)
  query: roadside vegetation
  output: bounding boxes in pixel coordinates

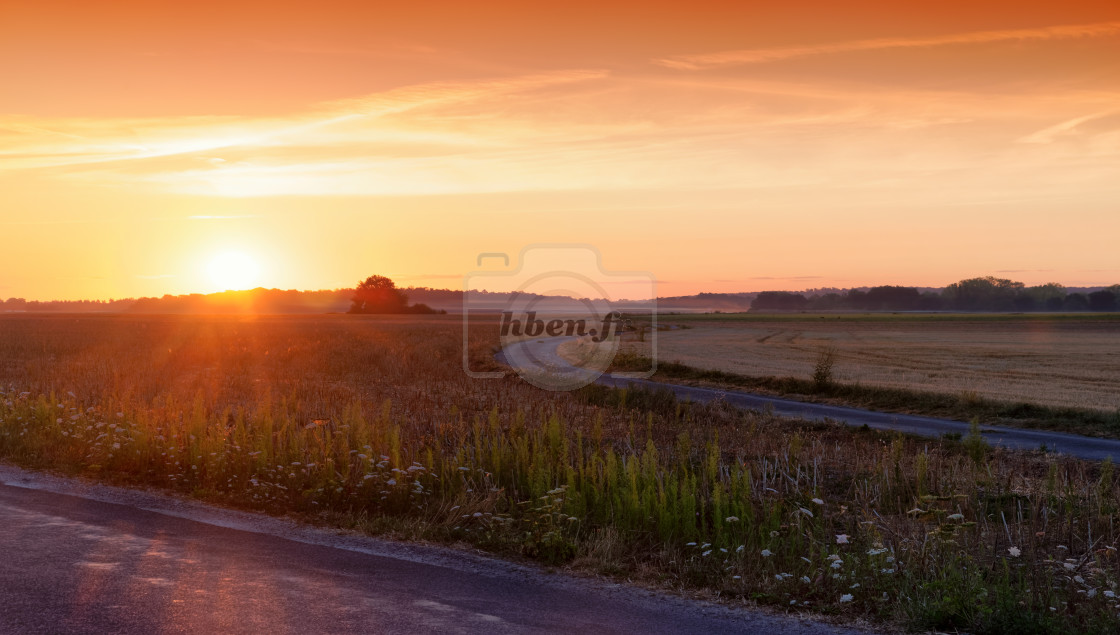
[1,315,1119,633]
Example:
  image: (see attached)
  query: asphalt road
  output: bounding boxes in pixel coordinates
[0,466,868,635]
[499,337,1120,461]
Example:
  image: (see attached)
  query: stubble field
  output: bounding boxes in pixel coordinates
[625,314,1120,412]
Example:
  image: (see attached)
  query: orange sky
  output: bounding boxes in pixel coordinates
[3,1,1120,300]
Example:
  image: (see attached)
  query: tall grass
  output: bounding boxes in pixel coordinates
[1,315,1119,633]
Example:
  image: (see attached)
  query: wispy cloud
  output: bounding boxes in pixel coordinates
[655,21,1120,70]
[1018,111,1116,143]
[2,65,1119,202]
[135,274,175,279]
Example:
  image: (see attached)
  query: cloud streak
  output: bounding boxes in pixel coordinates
[656,21,1120,70]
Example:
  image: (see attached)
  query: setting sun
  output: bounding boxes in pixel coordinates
[207,250,260,291]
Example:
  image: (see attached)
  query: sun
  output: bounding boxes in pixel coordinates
[207,250,260,291]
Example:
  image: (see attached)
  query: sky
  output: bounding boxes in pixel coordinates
[2,0,1120,300]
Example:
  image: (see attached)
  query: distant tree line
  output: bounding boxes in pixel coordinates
[751,277,1120,312]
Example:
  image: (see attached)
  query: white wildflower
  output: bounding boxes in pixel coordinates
[725,516,739,523]
[836,534,849,544]
[839,594,853,603]
[760,549,773,557]
[811,498,824,505]
[1008,546,1021,557]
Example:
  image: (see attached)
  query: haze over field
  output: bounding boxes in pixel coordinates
[3,1,1120,301]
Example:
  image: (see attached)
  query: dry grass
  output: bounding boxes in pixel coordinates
[2,314,1120,633]
[626,316,1120,412]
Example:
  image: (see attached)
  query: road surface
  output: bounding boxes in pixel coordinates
[0,465,868,635]
[499,337,1120,461]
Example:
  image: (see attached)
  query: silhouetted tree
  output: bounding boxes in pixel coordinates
[1088,290,1118,312]
[942,276,1024,311]
[916,292,944,311]
[1063,293,1089,311]
[864,286,921,310]
[751,291,809,311]
[349,275,409,314]
[1025,283,1066,308]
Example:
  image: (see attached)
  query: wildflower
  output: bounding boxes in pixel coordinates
[906,508,924,515]
[732,575,741,580]
[836,534,849,544]
[760,549,773,557]
[831,561,843,570]
[839,594,853,603]
[946,513,964,521]
[1064,563,1076,571]
[800,576,811,584]
[798,507,814,518]
[827,554,842,561]
[725,516,739,523]
[1086,588,1097,598]
[1105,590,1116,598]
[685,542,697,547]
[1074,575,1086,584]
[702,550,712,557]
[811,498,824,505]
[1008,546,1021,557]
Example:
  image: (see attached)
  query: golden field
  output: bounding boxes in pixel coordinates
[625,315,1120,412]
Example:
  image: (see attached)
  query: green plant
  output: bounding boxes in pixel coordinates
[811,347,836,391]
[964,417,988,465]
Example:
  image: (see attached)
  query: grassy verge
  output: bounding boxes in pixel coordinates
[2,315,1120,633]
[611,352,1120,439]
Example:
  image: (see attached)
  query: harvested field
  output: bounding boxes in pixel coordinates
[626,315,1120,412]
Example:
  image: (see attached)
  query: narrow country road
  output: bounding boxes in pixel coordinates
[0,465,869,635]
[498,337,1120,461]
